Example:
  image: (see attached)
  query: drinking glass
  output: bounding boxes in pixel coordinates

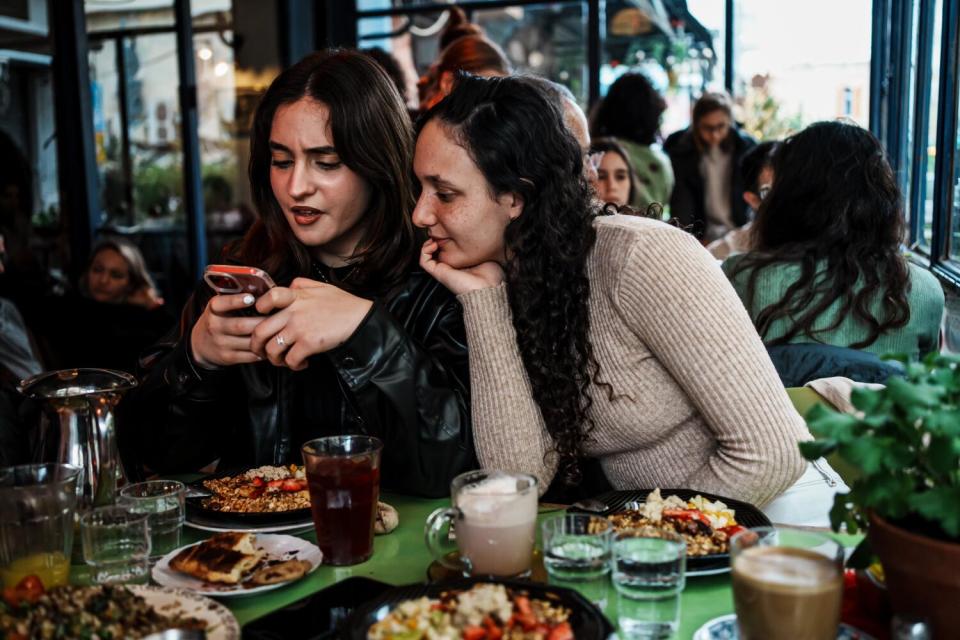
[80,506,151,585]
[730,527,844,640]
[541,514,611,607]
[302,435,382,566]
[611,527,687,640]
[425,470,538,577]
[0,463,80,589]
[118,480,185,560]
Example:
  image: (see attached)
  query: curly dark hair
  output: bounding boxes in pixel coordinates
[417,73,600,485]
[235,49,417,293]
[730,121,911,349]
[590,72,666,146]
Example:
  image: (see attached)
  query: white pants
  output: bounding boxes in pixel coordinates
[762,459,849,527]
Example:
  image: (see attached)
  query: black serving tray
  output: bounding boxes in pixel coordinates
[242,576,394,640]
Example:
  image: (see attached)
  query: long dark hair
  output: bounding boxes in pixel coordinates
[417,74,600,484]
[590,72,666,146]
[235,49,417,293]
[731,120,911,349]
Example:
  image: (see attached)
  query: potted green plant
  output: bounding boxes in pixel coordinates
[799,352,960,638]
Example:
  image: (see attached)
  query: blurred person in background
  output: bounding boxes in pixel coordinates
[590,72,672,210]
[419,35,512,110]
[590,137,637,208]
[707,141,778,260]
[28,238,172,374]
[665,92,756,242]
[80,238,165,309]
[723,121,943,360]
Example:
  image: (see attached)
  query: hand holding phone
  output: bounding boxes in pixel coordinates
[204,264,276,297]
[191,265,276,369]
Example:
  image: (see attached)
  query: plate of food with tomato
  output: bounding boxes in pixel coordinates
[185,464,313,529]
[570,488,772,576]
[354,579,613,640]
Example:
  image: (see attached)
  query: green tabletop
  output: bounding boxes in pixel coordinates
[172,493,856,638]
[180,494,738,636]
[70,387,854,637]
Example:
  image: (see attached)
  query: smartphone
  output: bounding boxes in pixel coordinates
[203,264,276,297]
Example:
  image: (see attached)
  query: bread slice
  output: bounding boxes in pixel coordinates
[170,532,264,584]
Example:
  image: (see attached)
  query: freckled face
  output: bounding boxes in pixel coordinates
[597,152,632,207]
[411,120,521,269]
[268,98,371,265]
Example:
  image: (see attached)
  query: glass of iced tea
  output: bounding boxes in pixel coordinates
[0,463,80,589]
[302,435,383,566]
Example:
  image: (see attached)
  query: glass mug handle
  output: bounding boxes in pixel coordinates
[424,507,471,574]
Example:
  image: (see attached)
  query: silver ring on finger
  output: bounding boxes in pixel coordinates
[276,334,286,347]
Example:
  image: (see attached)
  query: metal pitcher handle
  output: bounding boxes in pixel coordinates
[424,506,470,574]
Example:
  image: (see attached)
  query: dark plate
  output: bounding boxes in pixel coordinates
[242,577,394,640]
[569,488,772,575]
[344,578,614,640]
[185,472,312,527]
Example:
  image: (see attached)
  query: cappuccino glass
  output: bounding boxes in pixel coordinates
[730,527,844,640]
[425,470,538,577]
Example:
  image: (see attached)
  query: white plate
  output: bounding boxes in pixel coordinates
[185,518,314,534]
[152,533,322,597]
[129,584,240,639]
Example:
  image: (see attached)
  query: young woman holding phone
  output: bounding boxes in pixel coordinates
[120,50,474,497]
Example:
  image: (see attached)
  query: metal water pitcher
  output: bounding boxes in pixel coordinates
[19,368,137,511]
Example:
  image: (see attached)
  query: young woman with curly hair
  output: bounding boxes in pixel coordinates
[724,121,943,358]
[590,72,673,209]
[413,74,845,525]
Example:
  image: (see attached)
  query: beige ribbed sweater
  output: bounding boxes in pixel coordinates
[458,215,809,507]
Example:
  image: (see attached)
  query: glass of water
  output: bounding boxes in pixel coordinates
[541,514,612,607]
[80,507,151,585]
[118,480,185,561]
[611,527,687,640]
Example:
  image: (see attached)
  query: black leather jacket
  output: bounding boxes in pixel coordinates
[117,265,475,498]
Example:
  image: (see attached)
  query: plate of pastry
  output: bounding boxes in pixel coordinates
[152,531,322,597]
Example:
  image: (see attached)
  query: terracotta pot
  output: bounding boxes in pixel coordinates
[868,511,960,639]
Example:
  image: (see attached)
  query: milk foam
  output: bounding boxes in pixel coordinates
[457,474,533,525]
[735,546,838,588]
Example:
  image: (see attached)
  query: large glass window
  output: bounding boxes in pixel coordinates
[0,0,59,278]
[601,0,724,137]
[918,0,943,249]
[947,53,960,260]
[85,0,275,302]
[359,2,587,107]
[733,0,872,140]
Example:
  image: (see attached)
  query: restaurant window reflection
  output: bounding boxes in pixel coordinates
[0,0,60,285]
[84,0,268,305]
[358,2,588,107]
[733,0,872,139]
[600,0,723,137]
